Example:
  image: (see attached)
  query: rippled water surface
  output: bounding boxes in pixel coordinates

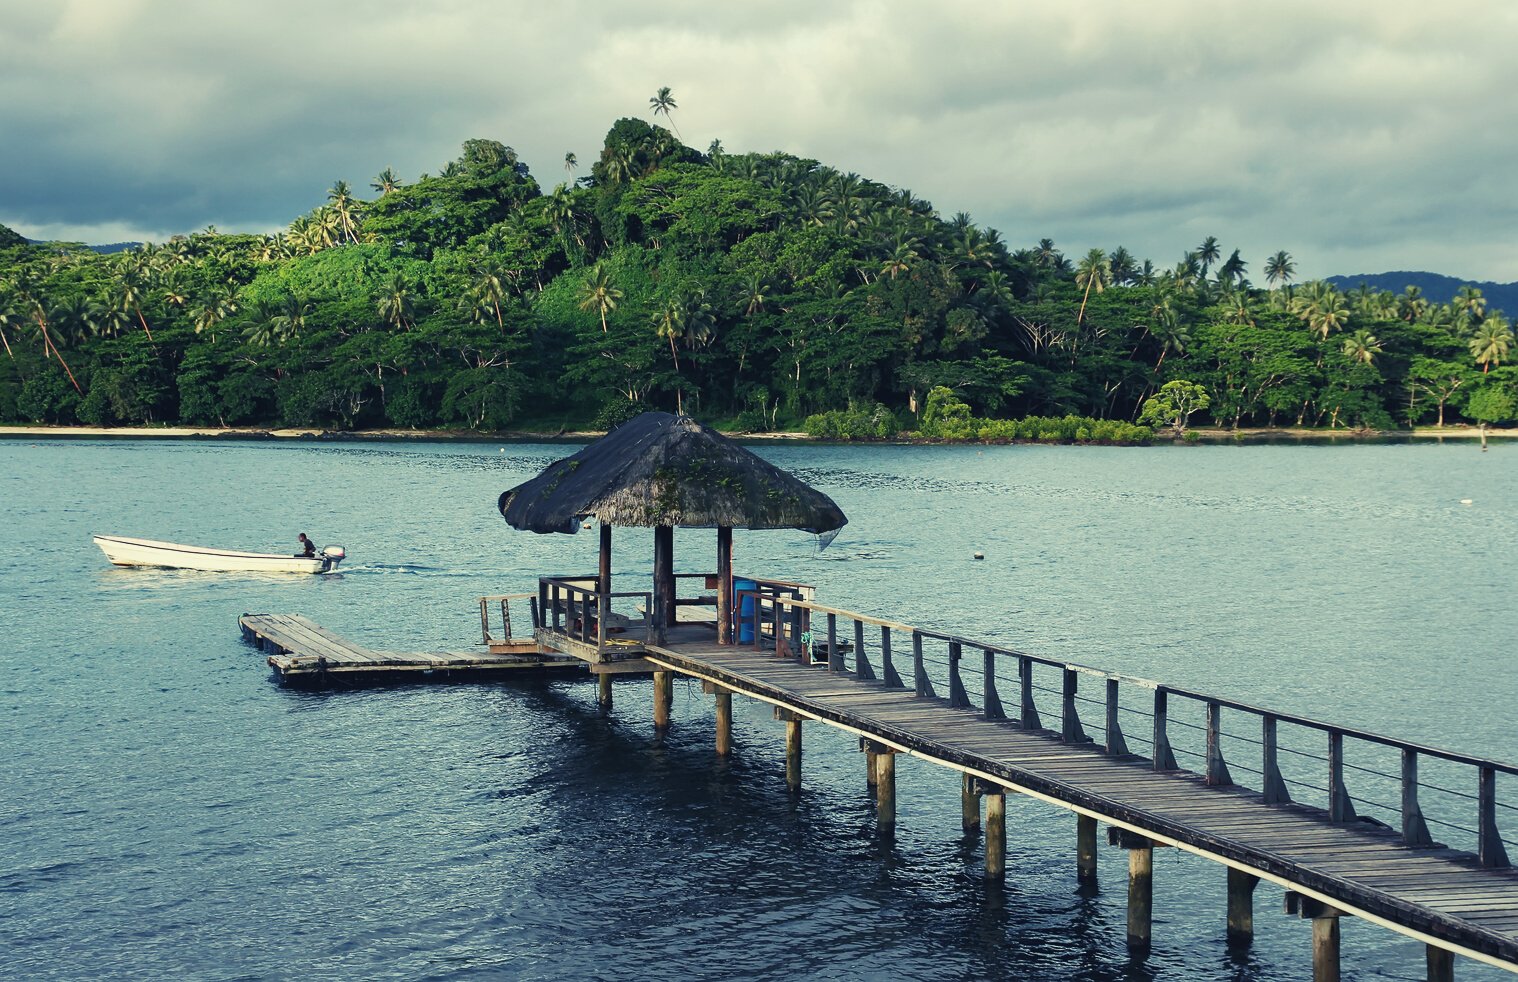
[2,437,1515,980]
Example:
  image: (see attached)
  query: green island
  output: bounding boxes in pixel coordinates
[1,110,1513,443]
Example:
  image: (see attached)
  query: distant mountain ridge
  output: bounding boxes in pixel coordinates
[22,238,141,255]
[1326,271,1518,316]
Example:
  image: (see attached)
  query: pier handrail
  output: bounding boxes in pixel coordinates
[478,593,535,644]
[739,592,1518,867]
[538,575,654,655]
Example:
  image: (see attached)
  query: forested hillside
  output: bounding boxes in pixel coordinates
[1,118,1513,434]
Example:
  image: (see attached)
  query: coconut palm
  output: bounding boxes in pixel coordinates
[1197,236,1221,279]
[471,263,509,327]
[741,271,770,316]
[1264,250,1296,288]
[371,168,401,196]
[652,300,685,372]
[377,274,415,331]
[328,181,362,243]
[564,152,578,177]
[1074,247,1110,326]
[1398,286,1429,323]
[11,273,82,392]
[1216,249,1247,286]
[1453,285,1487,331]
[115,268,155,340]
[880,234,921,279]
[1469,317,1514,374]
[649,86,682,141]
[577,263,622,334]
[1342,329,1383,365]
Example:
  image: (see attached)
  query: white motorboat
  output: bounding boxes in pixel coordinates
[93,534,347,574]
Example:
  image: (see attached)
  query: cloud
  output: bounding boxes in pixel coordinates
[1,0,1514,281]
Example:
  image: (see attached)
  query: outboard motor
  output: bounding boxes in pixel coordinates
[320,545,347,572]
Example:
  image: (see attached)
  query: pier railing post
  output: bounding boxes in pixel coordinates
[1401,749,1432,846]
[1152,687,1177,771]
[1329,731,1356,823]
[881,626,903,688]
[1104,678,1128,755]
[1480,766,1511,868]
[854,619,875,681]
[983,649,1006,720]
[948,641,969,708]
[913,631,935,698]
[1264,715,1291,804]
[1019,657,1042,731]
[1061,668,1088,743]
[828,613,841,672]
[1206,701,1233,786]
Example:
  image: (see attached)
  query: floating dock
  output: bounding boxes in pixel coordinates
[240,612,581,684]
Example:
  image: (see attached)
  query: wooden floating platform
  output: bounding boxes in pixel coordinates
[240,613,583,685]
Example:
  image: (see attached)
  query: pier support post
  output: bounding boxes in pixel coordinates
[962,773,981,833]
[985,791,1006,880]
[865,746,879,788]
[716,525,733,645]
[1109,827,1158,954]
[1426,944,1454,982]
[1077,814,1098,884]
[652,670,672,730]
[786,718,803,789]
[1227,867,1259,946]
[715,688,733,756]
[598,673,613,714]
[875,747,897,832]
[1286,893,1343,982]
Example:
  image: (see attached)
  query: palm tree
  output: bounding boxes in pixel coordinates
[1216,249,1247,286]
[652,299,685,372]
[741,271,770,316]
[1197,236,1221,279]
[649,86,682,141]
[371,168,401,196]
[272,294,311,342]
[191,302,223,341]
[243,299,283,347]
[471,264,508,327]
[11,273,82,392]
[1452,285,1487,330]
[1074,247,1110,326]
[328,181,362,243]
[1264,251,1296,288]
[564,152,578,177]
[1342,329,1383,365]
[377,274,415,331]
[880,234,921,279]
[1398,286,1429,323]
[1469,317,1514,374]
[577,263,622,334]
[116,268,155,340]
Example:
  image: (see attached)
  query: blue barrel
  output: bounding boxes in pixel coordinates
[734,578,758,643]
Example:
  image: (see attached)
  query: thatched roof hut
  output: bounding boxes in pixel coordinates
[498,412,846,644]
[498,412,847,535]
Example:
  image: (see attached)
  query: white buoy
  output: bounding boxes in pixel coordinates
[973,552,984,560]
[1461,499,1473,505]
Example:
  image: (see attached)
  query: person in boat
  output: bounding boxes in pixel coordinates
[295,533,316,558]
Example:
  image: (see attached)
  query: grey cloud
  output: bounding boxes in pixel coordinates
[1,0,1514,281]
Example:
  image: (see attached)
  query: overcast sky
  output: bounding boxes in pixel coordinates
[3,1,1514,282]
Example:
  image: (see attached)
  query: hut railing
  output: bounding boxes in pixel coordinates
[740,595,1518,866]
[537,576,654,655]
[478,593,537,644]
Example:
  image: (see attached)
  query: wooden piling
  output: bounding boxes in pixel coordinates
[715,688,732,756]
[1077,814,1098,883]
[785,717,803,790]
[986,791,1006,880]
[652,669,672,730]
[962,773,981,833]
[1426,944,1454,982]
[598,672,612,714]
[1128,842,1154,953]
[1313,914,1341,982]
[1227,867,1259,946]
[865,747,879,788]
[876,749,897,831]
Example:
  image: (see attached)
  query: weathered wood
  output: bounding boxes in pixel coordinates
[1207,701,1233,786]
[1264,714,1291,804]
[876,749,897,831]
[983,648,1006,721]
[1019,656,1042,731]
[716,525,732,645]
[1403,749,1433,847]
[948,641,969,709]
[962,772,981,833]
[653,669,672,730]
[1153,687,1178,770]
[785,717,802,790]
[1427,944,1455,982]
[1127,840,1154,953]
[1105,678,1128,756]
[1481,767,1511,869]
[1062,668,1088,743]
[913,630,936,698]
[828,613,842,672]
[598,672,613,714]
[986,792,1006,880]
[715,688,732,756]
[1228,867,1260,945]
[1313,913,1342,982]
[1078,813,1098,883]
[1330,731,1357,823]
[854,618,875,681]
[881,626,903,689]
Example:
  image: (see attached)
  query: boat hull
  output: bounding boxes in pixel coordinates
[93,534,343,574]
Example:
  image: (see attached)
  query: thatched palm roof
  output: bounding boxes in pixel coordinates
[498,412,847,534]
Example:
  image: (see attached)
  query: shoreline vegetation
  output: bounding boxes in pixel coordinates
[3,422,1513,444]
[3,102,1515,440]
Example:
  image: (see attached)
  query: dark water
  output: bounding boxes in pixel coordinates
[2,438,1515,980]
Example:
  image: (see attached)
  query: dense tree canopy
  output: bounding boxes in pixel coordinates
[1,123,1512,434]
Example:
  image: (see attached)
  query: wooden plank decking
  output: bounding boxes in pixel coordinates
[632,624,1518,970]
[240,613,581,683]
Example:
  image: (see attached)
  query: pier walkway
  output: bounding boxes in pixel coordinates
[525,577,1518,980]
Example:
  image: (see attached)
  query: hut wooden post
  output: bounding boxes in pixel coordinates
[652,525,674,641]
[653,670,672,730]
[716,526,733,645]
[598,523,612,651]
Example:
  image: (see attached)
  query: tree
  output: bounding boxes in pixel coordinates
[377,274,415,331]
[564,152,577,176]
[1138,379,1211,433]
[371,167,401,196]
[1341,329,1382,365]
[1074,247,1110,327]
[1469,318,1513,373]
[649,86,682,141]
[577,263,622,334]
[1264,251,1295,288]
[1197,236,1221,279]
[1466,384,1515,448]
[327,180,362,243]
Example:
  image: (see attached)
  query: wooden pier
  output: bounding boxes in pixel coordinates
[526,578,1518,980]
[240,608,581,684]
